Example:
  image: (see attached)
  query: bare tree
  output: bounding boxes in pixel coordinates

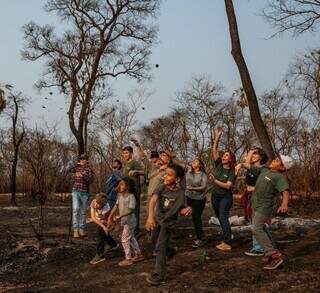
[224,0,276,160]
[175,75,224,158]
[263,0,320,37]
[5,92,27,206]
[95,88,148,160]
[139,109,187,160]
[288,49,320,117]
[22,0,160,155]
[260,85,307,154]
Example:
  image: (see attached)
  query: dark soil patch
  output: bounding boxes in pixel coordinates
[0,194,320,292]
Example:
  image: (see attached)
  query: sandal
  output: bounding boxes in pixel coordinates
[118,259,133,267]
[132,254,144,263]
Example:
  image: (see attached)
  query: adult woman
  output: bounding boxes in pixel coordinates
[186,158,208,247]
[211,127,236,251]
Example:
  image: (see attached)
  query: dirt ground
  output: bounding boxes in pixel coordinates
[0,194,320,293]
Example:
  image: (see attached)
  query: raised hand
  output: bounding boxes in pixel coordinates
[215,127,223,137]
[130,138,140,147]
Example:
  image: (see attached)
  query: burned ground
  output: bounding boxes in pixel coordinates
[0,194,320,293]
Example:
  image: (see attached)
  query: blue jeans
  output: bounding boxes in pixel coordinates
[212,195,233,244]
[252,225,272,252]
[72,190,89,229]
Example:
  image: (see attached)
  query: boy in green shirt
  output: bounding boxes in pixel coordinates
[145,163,192,286]
[241,151,293,270]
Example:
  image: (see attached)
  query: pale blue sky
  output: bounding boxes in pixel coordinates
[0,0,318,136]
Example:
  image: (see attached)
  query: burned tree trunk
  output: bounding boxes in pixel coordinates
[224,0,275,160]
[10,93,25,206]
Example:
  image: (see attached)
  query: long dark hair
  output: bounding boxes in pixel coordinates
[191,158,206,174]
[254,147,268,165]
[225,151,236,172]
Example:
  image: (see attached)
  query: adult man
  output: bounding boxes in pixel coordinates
[70,154,95,238]
[131,139,166,202]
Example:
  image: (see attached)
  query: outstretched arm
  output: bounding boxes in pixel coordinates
[131,138,146,160]
[212,127,223,161]
[241,149,255,169]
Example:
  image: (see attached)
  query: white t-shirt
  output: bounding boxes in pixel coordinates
[116,193,136,228]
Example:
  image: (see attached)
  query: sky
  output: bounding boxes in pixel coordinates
[0,0,318,138]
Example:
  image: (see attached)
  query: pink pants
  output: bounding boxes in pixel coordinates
[121,224,141,259]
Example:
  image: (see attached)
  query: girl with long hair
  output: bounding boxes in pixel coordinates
[210,127,237,251]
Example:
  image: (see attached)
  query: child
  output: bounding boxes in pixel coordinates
[89,194,118,265]
[145,163,192,286]
[108,177,144,267]
[241,152,293,270]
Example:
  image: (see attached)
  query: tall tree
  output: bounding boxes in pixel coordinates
[223,0,275,160]
[5,92,26,206]
[22,0,160,155]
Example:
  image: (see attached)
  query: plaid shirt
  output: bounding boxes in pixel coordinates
[70,164,95,193]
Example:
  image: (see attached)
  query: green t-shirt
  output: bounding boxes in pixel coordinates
[211,158,236,197]
[122,159,142,191]
[250,166,289,217]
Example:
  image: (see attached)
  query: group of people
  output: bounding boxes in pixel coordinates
[70,127,293,286]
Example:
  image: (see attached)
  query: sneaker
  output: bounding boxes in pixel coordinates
[263,252,284,270]
[118,259,133,267]
[105,243,119,252]
[262,255,272,264]
[245,250,264,257]
[192,240,203,248]
[90,254,106,265]
[79,229,87,237]
[73,229,80,238]
[146,273,165,286]
[216,242,232,251]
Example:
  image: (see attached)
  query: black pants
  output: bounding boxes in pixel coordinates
[212,195,233,244]
[187,197,206,240]
[97,226,117,256]
[154,222,175,277]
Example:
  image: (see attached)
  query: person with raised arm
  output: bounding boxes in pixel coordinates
[210,127,237,251]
